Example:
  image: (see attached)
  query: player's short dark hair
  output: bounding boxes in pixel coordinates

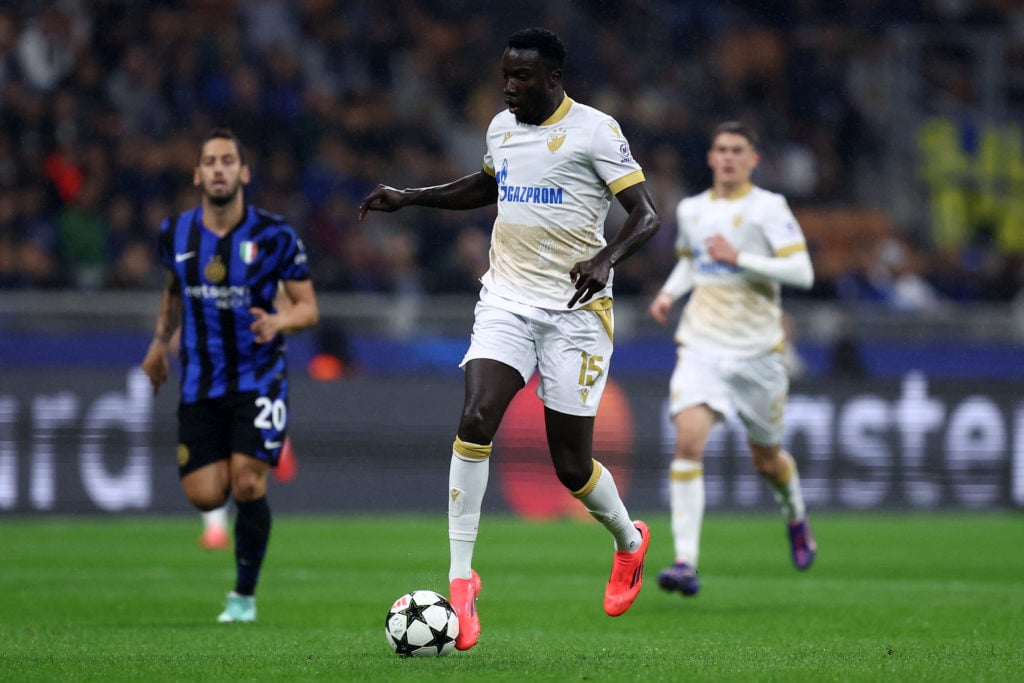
[712,121,760,150]
[201,128,246,163]
[507,27,566,72]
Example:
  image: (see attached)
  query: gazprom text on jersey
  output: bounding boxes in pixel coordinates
[498,185,564,204]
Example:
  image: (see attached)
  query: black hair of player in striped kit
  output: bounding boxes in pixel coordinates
[712,121,760,150]
[200,127,246,164]
[507,27,566,73]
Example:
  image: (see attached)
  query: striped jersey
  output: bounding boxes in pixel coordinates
[673,184,807,357]
[481,95,645,309]
[157,205,311,403]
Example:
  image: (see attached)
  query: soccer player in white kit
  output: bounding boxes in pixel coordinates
[359,28,660,650]
[648,121,817,598]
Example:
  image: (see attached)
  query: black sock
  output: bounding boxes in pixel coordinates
[233,497,271,596]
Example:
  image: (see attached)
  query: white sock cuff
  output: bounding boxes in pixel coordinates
[202,506,229,528]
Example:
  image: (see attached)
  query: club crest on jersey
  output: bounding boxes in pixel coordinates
[204,255,226,283]
[239,241,258,264]
[547,128,566,153]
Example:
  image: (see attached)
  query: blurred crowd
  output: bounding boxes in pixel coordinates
[0,0,1021,307]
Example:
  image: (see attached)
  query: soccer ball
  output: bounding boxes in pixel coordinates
[384,590,460,657]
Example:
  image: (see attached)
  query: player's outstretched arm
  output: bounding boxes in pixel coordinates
[568,182,660,307]
[358,171,498,220]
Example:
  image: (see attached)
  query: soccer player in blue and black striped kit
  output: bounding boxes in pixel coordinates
[141,129,318,622]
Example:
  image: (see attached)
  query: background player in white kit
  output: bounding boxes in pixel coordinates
[359,27,660,650]
[648,121,817,598]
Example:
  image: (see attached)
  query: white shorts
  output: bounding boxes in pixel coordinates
[668,345,788,446]
[460,289,614,417]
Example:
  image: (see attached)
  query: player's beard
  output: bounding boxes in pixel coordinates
[204,180,241,207]
[513,103,548,126]
[512,103,538,125]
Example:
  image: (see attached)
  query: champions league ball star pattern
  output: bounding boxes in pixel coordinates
[384,590,460,657]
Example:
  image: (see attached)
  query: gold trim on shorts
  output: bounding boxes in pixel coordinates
[581,296,614,342]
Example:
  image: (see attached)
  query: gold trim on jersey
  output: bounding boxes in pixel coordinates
[582,296,614,341]
[453,436,492,461]
[677,248,693,257]
[539,94,574,127]
[609,169,645,195]
[710,182,754,201]
[775,243,807,257]
[483,164,496,177]
[571,459,603,498]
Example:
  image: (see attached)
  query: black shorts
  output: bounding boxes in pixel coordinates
[176,390,288,477]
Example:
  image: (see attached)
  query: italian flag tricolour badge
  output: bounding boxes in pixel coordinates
[239,241,258,264]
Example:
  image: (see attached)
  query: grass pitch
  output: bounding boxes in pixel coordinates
[1,513,1021,682]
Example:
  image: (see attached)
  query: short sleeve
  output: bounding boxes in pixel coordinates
[590,117,645,194]
[278,228,312,281]
[482,113,500,176]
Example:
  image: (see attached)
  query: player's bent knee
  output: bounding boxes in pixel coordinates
[230,474,266,502]
[457,409,499,445]
[230,482,263,502]
[188,492,229,511]
[181,476,229,510]
[553,461,591,492]
[750,445,783,477]
[675,439,705,461]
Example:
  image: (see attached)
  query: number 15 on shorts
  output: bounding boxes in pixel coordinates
[579,352,605,387]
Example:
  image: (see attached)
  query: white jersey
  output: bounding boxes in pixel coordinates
[480,95,645,310]
[674,184,807,357]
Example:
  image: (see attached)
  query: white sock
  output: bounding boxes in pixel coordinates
[448,438,490,582]
[574,460,641,552]
[669,459,704,567]
[766,451,807,522]
[202,504,229,530]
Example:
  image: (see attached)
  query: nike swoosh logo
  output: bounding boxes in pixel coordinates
[264,440,282,450]
[175,251,196,262]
